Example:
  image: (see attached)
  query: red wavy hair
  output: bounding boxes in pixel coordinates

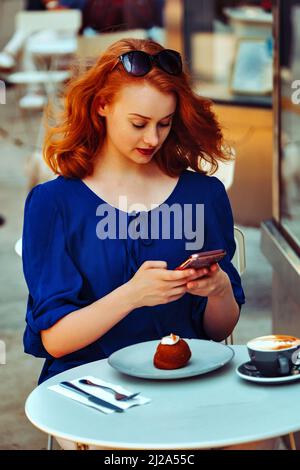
[44,38,232,178]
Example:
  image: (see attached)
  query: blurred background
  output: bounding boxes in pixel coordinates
[0,0,300,449]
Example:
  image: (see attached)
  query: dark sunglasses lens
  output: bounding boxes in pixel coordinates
[157,50,182,75]
[122,51,151,76]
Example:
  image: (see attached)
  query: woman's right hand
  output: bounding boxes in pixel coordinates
[127,260,198,309]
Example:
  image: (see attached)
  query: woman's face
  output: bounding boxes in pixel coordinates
[98,83,176,165]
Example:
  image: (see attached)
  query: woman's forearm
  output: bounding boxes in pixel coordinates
[41,282,136,358]
[203,275,240,342]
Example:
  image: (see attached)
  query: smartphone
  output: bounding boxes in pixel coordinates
[175,249,226,270]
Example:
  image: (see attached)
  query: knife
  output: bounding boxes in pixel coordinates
[60,381,124,413]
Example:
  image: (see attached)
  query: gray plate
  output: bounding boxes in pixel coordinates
[108,339,234,380]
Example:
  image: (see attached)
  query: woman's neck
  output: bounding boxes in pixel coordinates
[91,145,161,182]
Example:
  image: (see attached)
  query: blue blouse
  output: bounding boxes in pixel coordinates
[22,170,245,384]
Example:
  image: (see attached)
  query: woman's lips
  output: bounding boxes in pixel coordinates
[136,148,155,156]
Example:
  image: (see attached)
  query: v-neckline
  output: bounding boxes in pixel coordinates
[77,171,185,215]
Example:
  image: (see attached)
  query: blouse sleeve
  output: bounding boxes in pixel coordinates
[210,177,245,308]
[59,0,87,9]
[22,184,87,358]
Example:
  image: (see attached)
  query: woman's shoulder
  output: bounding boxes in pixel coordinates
[24,176,79,217]
[183,169,225,194]
[26,176,76,204]
[31,175,74,194]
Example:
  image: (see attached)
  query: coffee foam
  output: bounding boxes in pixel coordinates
[248,335,300,351]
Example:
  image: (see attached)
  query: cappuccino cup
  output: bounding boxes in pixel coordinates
[247,335,300,377]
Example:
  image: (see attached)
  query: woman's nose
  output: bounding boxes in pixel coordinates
[143,127,159,147]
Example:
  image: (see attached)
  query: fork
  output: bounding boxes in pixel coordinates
[78,379,140,401]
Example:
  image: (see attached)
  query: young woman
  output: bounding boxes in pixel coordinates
[22,38,245,387]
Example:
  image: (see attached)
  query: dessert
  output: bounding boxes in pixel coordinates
[153,333,191,370]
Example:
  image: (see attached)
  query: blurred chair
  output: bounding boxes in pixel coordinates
[77,29,147,57]
[213,159,235,191]
[201,157,236,191]
[5,10,82,109]
[232,226,246,276]
[225,226,246,346]
[188,154,236,192]
[75,29,148,74]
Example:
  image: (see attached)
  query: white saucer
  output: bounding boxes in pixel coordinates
[236,361,300,384]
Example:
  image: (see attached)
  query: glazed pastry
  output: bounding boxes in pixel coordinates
[153,333,191,369]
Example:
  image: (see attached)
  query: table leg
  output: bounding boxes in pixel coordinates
[289,433,297,450]
[47,434,53,450]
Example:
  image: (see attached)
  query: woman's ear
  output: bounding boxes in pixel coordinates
[97,98,109,117]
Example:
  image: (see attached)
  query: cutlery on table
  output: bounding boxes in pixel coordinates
[79,378,140,401]
[60,381,124,412]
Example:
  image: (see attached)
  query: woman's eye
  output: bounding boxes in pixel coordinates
[132,122,171,129]
[132,123,145,128]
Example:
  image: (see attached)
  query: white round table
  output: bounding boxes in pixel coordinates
[25,346,300,449]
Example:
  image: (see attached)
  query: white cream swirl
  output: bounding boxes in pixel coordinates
[161,333,179,345]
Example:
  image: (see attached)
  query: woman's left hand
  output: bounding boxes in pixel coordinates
[186,263,231,298]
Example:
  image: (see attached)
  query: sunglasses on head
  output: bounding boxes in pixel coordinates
[117,49,182,77]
